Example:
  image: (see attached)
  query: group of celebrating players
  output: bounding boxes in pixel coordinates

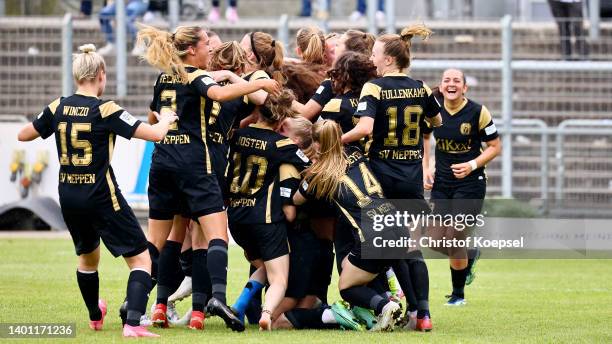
[18,18,501,338]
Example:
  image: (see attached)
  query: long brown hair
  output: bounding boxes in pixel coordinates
[304,120,348,201]
[249,31,285,83]
[344,29,376,56]
[208,41,247,73]
[260,89,297,125]
[296,27,326,65]
[377,24,432,70]
[328,51,377,95]
[282,62,325,103]
[137,24,204,83]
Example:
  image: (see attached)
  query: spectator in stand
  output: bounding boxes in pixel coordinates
[299,0,331,17]
[351,0,384,22]
[98,0,149,56]
[547,0,589,60]
[208,0,239,23]
[80,0,93,18]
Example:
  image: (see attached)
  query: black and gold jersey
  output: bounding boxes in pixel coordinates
[208,80,252,145]
[149,66,219,172]
[300,147,396,244]
[428,98,499,183]
[320,90,360,134]
[227,123,310,224]
[238,70,270,125]
[320,90,369,151]
[32,93,141,211]
[354,73,441,179]
[310,79,334,107]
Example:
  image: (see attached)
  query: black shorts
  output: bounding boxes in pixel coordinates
[230,222,289,261]
[62,196,147,258]
[346,247,391,274]
[431,178,486,216]
[371,168,431,215]
[148,167,225,220]
[286,230,320,299]
[334,218,357,273]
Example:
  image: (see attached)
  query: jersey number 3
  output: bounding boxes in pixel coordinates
[384,105,422,147]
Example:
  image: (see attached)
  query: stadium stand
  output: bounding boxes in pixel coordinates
[1,7,611,215]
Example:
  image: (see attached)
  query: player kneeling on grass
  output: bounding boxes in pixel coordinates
[17,44,178,338]
[293,120,433,332]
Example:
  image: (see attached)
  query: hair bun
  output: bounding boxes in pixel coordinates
[78,44,97,54]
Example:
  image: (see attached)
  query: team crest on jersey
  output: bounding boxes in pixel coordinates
[460,123,472,135]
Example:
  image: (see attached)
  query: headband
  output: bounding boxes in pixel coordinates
[250,32,261,63]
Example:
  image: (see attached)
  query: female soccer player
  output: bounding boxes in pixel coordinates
[321,51,377,149]
[341,24,443,330]
[136,24,280,332]
[17,44,178,338]
[237,31,285,127]
[423,69,501,306]
[295,29,376,120]
[227,90,310,331]
[294,120,432,331]
[150,41,256,328]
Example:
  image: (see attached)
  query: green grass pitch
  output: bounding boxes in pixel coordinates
[1,238,611,343]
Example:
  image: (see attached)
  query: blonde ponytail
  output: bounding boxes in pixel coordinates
[297,27,325,65]
[137,24,203,83]
[304,120,348,201]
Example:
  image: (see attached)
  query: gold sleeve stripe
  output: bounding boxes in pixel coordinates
[106,133,121,211]
[243,95,249,104]
[100,101,123,118]
[265,181,275,223]
[276,138,294,148]
[479,105,493,130]
[322,98,342,113]
[48,97,61,115]
[360,82,382,100]
[279,164,300,181]
[200,97,212,174]
[252,70,270,80]
[423,83,433,96]
[336,203,365,242]
[188,69,211,83]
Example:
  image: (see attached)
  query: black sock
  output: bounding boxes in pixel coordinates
[207,239,228,304]
[156,240,182,305]
[180,248,193,277]
[391,260,418,312]
[192,249,211,312]
[126,269,152,327]
[285,306,336,329]
[450,266,467,299]
[317,239,334,305]
[368,272,389,296]
[407,251,430,318]
[147,241,160,288]
[76,270,101,321]
[340,286,388,315]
